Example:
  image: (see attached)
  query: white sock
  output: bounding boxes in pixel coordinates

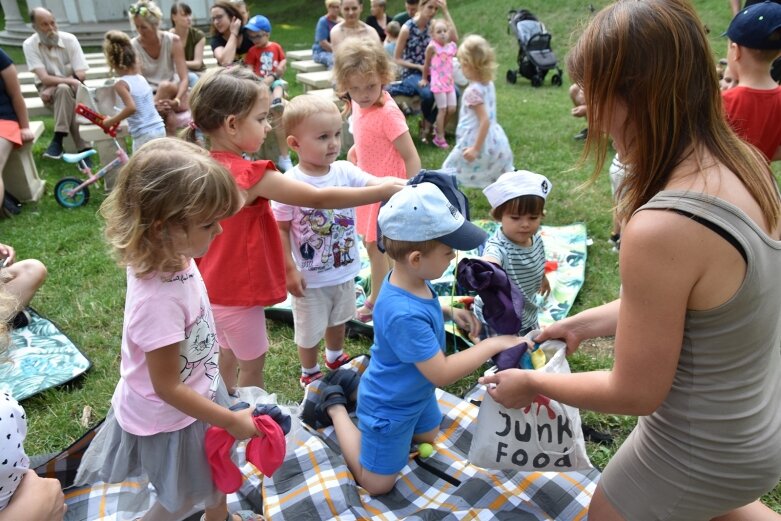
[325,349,344,364]
[302,363,320,375]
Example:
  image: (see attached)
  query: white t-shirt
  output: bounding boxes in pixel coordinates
[272,160,373,288]
[112,260,218,436]
[0,392,29,511]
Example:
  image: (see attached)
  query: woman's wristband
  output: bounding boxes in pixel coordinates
[172,97,181,107]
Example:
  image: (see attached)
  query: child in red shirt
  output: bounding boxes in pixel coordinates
[184,66,402,394]
[722,2,781,161]
[243,14,293,171]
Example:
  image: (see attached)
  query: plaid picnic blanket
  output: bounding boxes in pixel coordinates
[264,356,600,520]
[0,307,91,401]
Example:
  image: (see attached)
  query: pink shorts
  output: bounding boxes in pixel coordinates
[211,305,269,361]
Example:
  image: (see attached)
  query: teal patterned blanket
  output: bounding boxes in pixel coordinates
[0,308,91,401]
[270,221,588,342]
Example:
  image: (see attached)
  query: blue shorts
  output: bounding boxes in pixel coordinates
[358,394,441,475]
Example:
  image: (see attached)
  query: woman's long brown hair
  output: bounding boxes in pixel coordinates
[568,0,779,227]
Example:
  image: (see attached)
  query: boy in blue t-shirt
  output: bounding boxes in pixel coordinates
[305,183,520,495]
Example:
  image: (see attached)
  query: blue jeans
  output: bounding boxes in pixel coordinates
[400,72,436,124]
[312,49,334,70]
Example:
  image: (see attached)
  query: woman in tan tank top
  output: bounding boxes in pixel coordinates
[128,0,189,134]
[481,1,781,520]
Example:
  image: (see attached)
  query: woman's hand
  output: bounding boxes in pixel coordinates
[0,470,67,521]
[480,368,537,409]
[229,16,242,37]
[534,319,584,355]
[462,146,478,162]
[154,98,172,116]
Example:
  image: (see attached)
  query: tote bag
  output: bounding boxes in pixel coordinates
[468,336,593,471]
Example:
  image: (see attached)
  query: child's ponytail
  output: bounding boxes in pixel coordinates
[179,122,200,144]
[186,66,267,142]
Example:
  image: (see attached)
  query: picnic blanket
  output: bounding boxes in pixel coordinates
[265,355,599,520]
[269,221,588,348]
[0,307,91,401]
[56,429,263,521]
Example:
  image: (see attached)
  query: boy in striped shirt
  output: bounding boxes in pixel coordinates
[473,170,552,336]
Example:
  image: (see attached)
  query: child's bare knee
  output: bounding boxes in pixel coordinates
[361,476,396,496]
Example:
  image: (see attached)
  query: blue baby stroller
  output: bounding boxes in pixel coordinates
[506,8,563,87]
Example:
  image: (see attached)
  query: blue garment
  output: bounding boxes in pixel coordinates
[312,15,337,54]
[0,48,17,122]
[359,393,440,474]
[358,275,443,420]
[357,274,444,473]
[312,16,338,69]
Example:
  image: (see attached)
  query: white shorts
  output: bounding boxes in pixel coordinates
[292,280,356,347]
[211,305,269,361]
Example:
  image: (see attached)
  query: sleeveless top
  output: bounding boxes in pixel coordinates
[132,31,177,89]
[601,190,781,520]
[429,40,457,93]
[118,74,165,138]
[401,18,430,80]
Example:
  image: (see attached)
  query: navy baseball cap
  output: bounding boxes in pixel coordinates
[726,1,781,50]
[245,15,271,33]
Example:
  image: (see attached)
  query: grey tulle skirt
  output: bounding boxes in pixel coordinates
[75,384,232,514]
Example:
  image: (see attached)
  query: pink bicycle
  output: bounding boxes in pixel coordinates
[54,104,128,208]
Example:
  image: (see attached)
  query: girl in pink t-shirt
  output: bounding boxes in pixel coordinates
[333,38,421,323]
[74,138,263,521]
[182,66,401,392]
[421,18,458,149]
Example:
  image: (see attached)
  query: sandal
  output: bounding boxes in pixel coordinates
[324,352,351,371]
[233,512,264,521]
[314,385,348,428]
[323,368,360,403]
[355,299,374,323]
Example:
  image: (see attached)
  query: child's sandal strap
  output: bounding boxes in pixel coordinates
[315,385,348,427]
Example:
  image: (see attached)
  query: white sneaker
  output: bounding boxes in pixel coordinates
[277,155,293,172]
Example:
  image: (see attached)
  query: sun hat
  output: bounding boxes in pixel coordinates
[245,15,272,33]
[482,170,552,209]
[378,183,487,251]
[726,1,781,50]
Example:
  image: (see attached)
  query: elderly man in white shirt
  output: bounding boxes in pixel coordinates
[22,7,90,160]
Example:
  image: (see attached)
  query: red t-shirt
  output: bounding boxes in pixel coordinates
[722,85,781,160]
[244,41,286,79]
[196,152,286,306]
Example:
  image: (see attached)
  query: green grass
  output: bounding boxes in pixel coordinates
[1,0,779,512]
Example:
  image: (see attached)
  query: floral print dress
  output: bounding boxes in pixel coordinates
[443,81,514,188]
